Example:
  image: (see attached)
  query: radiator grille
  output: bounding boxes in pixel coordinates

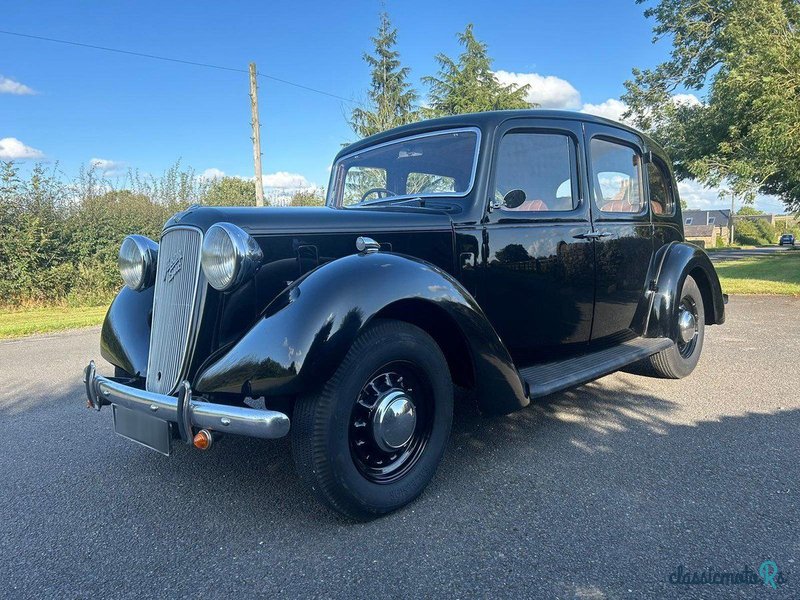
[146,226,204,394]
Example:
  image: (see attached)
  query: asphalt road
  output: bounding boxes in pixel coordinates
[708,245,795,262]
[1,296,797,599]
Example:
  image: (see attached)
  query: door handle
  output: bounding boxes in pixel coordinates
[573,230,611,240]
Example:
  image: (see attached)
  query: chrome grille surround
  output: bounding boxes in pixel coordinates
[146,226,205,395]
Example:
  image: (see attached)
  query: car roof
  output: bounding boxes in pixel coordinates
[334,109,667,161]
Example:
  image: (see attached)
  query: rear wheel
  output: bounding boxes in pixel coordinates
[291,319,453,520]
[647,275,705,378]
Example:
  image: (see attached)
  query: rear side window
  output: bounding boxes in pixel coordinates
[647,160,675,215]
[590,138,643,213]
[494,132,578,212]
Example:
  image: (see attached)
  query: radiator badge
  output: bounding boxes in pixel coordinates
[164,253,184,282]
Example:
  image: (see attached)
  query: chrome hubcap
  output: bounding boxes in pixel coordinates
[371,390,417,452]
[678,307,697,344]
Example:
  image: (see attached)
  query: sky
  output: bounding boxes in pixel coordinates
[0,0,787,213]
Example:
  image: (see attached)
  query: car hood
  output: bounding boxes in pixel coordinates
[163,205,455,236]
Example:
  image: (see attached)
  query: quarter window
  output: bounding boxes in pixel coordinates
[685,217,693,225]
[494,132,578,212]
[590,138,643,213]
[647,160,674,215]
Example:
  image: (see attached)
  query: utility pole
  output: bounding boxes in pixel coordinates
[249,62,265,207]
[729,192,735,245]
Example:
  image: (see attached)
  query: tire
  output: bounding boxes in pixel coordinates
[647,275,705,379]
[291,319,454,520]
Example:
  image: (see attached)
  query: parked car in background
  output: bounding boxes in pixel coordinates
[84,110,727,519]
[779,233,796,246]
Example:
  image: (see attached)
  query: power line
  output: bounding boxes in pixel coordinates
[0,29,362,106]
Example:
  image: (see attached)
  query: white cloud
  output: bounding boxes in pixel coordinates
[262,171,314,190]
[678,179,786,213]
[90,157,125,175]
[579,93,702,125]
[493,70,581,109]
[0,76,36,95]
[199,167,225,180]
[677,180,726,209]
[0,137,44,159]
[672,93,702,107]
[580,98,631,124]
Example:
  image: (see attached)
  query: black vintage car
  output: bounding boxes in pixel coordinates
[85,110,726,519]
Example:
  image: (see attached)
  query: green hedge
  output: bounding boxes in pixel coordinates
[0,161,323,307]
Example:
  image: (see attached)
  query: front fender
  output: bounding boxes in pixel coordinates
[646,242,725,339]
[194,252,528,415]
[100,286,153,377]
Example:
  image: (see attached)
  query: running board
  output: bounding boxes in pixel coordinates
[520,337,673,399]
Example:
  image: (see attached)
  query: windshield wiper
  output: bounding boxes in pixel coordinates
[356,196,423,207]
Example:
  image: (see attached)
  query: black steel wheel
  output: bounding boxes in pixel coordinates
[647,275,705,378]
[349,362,434,484]
[292,319,453,520]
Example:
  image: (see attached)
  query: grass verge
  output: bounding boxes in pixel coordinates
[0,305,108,339]
[715,253,800,295]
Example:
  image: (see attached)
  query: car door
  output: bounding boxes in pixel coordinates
[477,118,595,361]
[584,123,655,341]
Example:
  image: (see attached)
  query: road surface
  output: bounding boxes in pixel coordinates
[0,296,797,598]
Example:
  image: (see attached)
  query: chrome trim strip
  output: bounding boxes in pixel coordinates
[328,127,482,206]
[86,365,290,440]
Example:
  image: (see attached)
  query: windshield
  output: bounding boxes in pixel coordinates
[327,128,479,207]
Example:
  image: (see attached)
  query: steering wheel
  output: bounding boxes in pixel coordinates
[360,187,394,202]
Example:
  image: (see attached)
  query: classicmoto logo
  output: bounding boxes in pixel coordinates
[164,253,183,282]
[668,561,788,589]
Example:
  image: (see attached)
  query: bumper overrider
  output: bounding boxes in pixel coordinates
[83,360,290,453]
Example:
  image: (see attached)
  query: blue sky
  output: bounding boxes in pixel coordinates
[0,0,787,212]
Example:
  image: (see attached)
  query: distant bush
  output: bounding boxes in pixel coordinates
[0,160,326,307]
[734,218,778,245]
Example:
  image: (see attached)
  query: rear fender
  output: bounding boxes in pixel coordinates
[646,242,725,340]
[194,252,528,415]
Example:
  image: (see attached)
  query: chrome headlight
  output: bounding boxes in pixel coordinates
[118,235,158,291]
[201,223,263,291]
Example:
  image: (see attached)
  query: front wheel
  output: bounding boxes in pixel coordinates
[647,275,705,378]
[292,319,453,520]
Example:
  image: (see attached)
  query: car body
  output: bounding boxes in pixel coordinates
[84,110,726,518]
[779,233,795,246]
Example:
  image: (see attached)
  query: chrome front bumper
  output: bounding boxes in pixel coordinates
[83,361,290,444]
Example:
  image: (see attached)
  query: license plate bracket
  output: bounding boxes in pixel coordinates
[113,404,172,456]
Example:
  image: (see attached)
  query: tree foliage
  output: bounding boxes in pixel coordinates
[350,12,419,138]
[204,176,257,206]
[736,206,764,216]
[423,24,533,117]
[622,0,800,211]
[734,218,778,245]
[289,189,325,206]
[0,160,325,307]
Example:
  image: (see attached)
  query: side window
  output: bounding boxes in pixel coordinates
[685,217,693,225]
[494,132,578,212]
[590,138,643,213]
[406,172,456,195]
[342,166,387,206]
[647,160,674,215]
